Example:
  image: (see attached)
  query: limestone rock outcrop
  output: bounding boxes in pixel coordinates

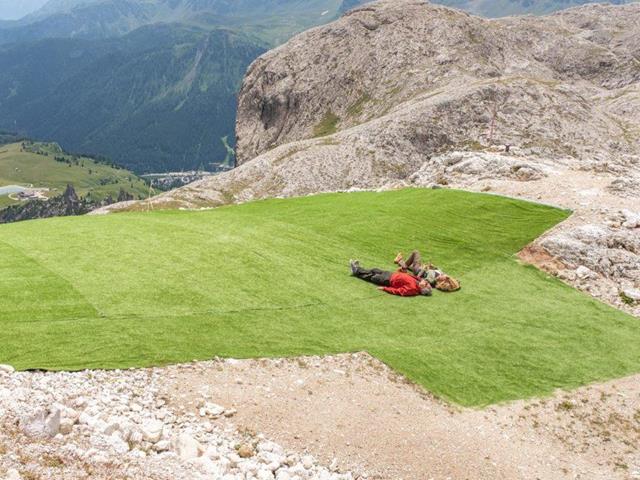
[106,0,639,211]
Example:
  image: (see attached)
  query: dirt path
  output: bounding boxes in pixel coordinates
[469,169,638,227]
[163,353,640,480]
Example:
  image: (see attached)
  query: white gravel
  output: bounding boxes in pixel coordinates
[0,367,358,480]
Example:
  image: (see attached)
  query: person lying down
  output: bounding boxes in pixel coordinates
[350,259,433,297]
[349,250,460,297]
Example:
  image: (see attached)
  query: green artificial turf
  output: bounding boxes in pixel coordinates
[1,188,639,406]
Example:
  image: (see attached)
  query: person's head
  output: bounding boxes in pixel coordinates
[435,274,461,292]
[419,279,432,296]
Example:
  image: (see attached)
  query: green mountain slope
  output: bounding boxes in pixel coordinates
[1,189,640,406]
[0,25,265,172]
[0,141,148,209]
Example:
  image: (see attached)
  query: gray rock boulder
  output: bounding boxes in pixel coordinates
[20,407,61,439]
[542,223,639,283]
[4,469,22,480]
[174,433,202,461]
[623,288,640,303]
[141,419,164,443]
[0,364,15,374]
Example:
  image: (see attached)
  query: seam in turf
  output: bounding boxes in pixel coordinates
[0,238,101,318]
[1,292,388,325]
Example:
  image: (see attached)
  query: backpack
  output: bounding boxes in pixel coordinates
[435,274,461,292]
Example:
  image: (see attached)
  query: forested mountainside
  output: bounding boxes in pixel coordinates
[0,25,263,173]
[0,0,368,173]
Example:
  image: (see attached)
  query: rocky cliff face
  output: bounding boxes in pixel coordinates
[118,0,640,209]
[234,0,639,164]
[99,0,640,315]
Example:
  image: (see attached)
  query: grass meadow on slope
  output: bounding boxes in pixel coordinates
[0,142,148,206]
[1,189,639,406]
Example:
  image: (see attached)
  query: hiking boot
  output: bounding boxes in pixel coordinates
[349,259,360,275]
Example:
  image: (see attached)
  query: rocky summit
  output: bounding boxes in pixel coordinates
[235,0,639,164]
[98,0,639,316]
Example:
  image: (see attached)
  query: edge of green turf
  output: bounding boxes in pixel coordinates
[3,188,639,409]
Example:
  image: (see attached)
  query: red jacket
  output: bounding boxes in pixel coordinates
[383,272,422,297]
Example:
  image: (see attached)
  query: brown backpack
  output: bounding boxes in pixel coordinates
[435,274,461,292]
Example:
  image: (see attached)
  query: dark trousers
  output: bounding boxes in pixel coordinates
[354,267,392,286]
[399,250,423,275]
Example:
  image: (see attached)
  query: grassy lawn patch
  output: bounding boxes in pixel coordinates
[1,189,639,406]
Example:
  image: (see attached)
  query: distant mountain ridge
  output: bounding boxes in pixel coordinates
[0,0,48,20]
[0,0,366,45]
[0,0,153,44]
[27,0,97,18]
[0,0,636,173]
[9,0,635,48]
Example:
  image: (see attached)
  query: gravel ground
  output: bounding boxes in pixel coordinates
[164,353,640,480]
[4,353,640,480]
[0,363,357,480]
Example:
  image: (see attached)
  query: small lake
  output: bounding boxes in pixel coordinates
[0,185,28,196]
